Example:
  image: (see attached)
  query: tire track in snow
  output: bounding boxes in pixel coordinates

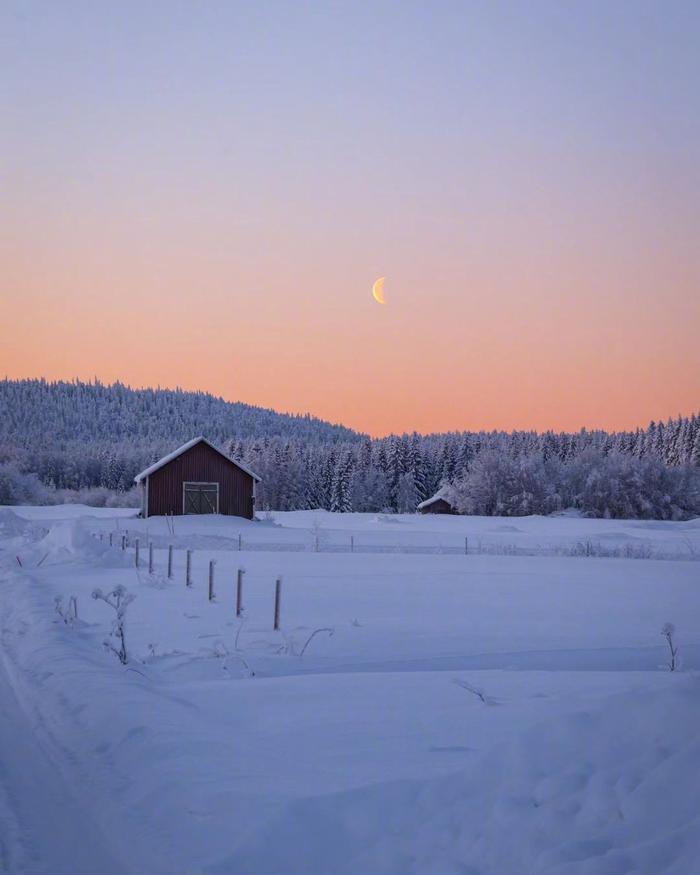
[0,565,136,875]
[0,654,133,874]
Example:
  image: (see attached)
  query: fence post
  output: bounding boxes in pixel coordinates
[315,534,319,553]
[109,532,113,547]
[148,542,154,574]
[465,536,468,555]
[350,535,354,553]
[238,533,242,551]
[167,545,173,579]
[236,568,244,617]
[273,577,281,630]
[134,539,140,566]
[121,534,126,551]
[208,560,216,601]
[186,549,192,587]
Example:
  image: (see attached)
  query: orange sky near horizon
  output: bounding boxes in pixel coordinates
[2,3,699,437]
[4,229,698,438]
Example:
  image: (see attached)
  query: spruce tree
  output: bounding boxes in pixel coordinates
[691,428,700,468]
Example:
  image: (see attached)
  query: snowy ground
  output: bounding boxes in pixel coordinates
[1,505,699,874]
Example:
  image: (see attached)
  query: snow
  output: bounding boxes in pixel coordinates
[1,505,699,873]
[133,436,261,483]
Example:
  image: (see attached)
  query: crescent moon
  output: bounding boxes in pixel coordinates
[372,277,386,305]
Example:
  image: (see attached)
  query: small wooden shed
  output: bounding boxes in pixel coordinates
[417,489,457,515]
[134,437,260,519]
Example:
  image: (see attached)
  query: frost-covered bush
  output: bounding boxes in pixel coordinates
[565,452,699,520]
[55,486,141,508]
[453,452,560,517]
[0,464,49,505]
[451,450,699,520]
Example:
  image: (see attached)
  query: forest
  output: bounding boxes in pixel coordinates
[1,379,699,519]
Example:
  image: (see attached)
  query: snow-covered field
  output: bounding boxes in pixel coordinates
[1,505,699,874]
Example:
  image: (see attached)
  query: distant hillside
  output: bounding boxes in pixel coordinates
[0,379,362,449]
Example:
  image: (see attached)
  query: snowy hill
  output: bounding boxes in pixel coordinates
[0,378,362,447]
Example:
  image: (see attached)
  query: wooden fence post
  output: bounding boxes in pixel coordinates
[109,532,113,547]
[148,542,154,574]
[134,539,140,566]
[186,549,192,587]
[273,577,281,630]
[238,533,242,551]
[236,568,244,617]
[208,560,216,601]
[121,534,126,551]
[167,545,173,579]
[350,535,354,553]
[465,537,468,555]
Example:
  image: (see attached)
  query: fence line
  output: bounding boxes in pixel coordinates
[94,531,699,563]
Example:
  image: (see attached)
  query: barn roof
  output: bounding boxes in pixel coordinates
[134,436,261,484]
[416,486,456,511]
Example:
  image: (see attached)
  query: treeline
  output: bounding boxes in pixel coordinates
[0,380,699,519]
[238,422,700,519]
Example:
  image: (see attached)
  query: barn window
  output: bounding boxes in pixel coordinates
[183,482,219,514]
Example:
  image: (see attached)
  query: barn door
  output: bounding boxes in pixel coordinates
[183,483,219,514]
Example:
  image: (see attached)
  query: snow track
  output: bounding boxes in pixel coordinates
[0,640,131,875]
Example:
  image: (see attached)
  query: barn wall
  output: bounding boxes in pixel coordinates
[147,442,254,518]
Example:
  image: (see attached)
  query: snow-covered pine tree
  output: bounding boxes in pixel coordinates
[410,434,429,501]
[395,471,420,513]
[691,427,700,468]
[330,454,353,513]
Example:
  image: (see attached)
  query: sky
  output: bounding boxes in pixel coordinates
[2,1,699,437]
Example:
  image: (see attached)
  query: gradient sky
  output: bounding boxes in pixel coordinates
[2,1,699,436]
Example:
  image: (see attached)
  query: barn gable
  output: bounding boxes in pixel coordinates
[134,436,260,484]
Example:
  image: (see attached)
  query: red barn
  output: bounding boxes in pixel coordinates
[134,437,260,519]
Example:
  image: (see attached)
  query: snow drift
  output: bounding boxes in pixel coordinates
[225,679,700,875]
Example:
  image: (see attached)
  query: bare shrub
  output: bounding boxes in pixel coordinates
[299,627,334,657]
[214,640,254,678]
[92,584,135,665]
[452,677,496,705]
[275,626,335,658]
[661,622,679,672]
[54,595,78,624]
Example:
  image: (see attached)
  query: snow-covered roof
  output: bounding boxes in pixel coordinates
[134,437,261,484]
[416,487,455,511]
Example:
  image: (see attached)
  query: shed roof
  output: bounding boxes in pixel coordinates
[134,436,261,484]
[416,486,456,511]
